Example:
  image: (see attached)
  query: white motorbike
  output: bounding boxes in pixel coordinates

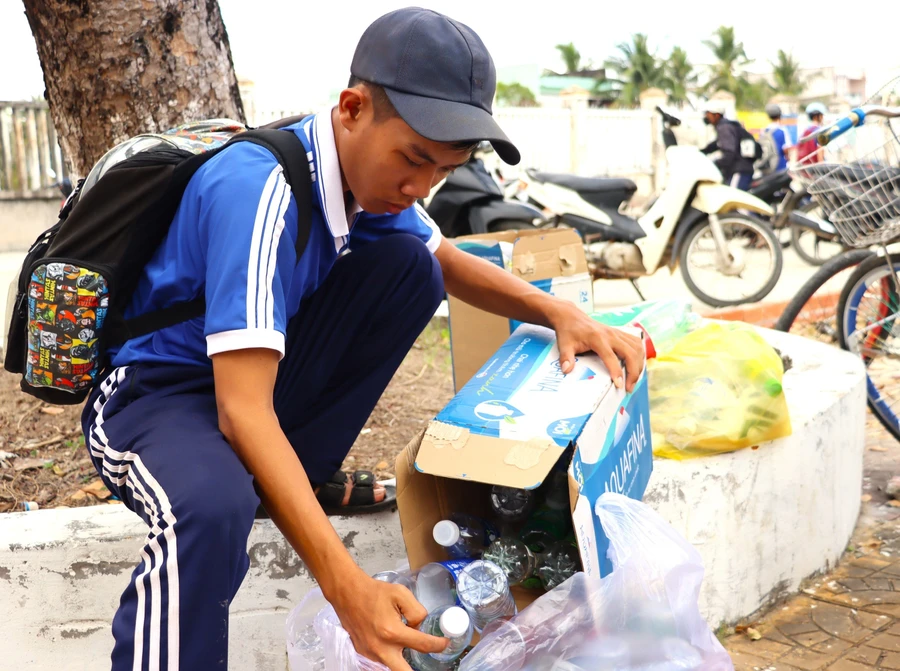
[504,109,783,307]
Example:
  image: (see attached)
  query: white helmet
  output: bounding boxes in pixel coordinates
[702,100,728,116]
[805,102,827,117]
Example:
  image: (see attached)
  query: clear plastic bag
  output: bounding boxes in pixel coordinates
[648,320,791,459]
[458,493,734,671]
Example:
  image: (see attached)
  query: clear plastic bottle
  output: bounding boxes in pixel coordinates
[407,605,473,670]
[414,560,471,613]
[490,485,536,525]
[482,537,537,586]
[293,622,326,671]
[456,560,517,632]
[372,569,417,593]
[433,513,498,559]
[537,540,581,591]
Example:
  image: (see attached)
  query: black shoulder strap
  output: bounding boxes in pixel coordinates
[121,128,313,341]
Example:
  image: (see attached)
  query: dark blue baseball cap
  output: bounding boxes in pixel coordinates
[351,7,521,165]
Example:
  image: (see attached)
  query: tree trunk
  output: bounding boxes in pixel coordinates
[21,0,245,177]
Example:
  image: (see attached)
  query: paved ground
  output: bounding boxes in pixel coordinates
[725,416,900,671]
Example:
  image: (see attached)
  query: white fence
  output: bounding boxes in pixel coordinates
[0,101,66,199]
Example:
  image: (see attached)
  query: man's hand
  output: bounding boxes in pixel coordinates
[550,302,645,392]
[330,571,448,670]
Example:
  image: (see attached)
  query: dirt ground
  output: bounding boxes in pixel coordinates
[0,317,895,514]
[0,319,454,513]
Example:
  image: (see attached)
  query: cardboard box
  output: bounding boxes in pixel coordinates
[448,229,594,391]
[396,324,652,607]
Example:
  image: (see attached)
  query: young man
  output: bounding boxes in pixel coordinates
[763,103,794,172]
[83,7,644,670]
[700,102,755,190]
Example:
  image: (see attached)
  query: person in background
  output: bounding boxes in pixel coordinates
[763,104,794,172]
[700,102,755,190]
[793,102,827,165]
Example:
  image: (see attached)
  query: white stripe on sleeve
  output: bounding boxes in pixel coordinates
[246,166,284,330]
[414,202,443,253]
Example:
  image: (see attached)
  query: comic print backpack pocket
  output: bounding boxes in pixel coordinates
[23,262,108,398]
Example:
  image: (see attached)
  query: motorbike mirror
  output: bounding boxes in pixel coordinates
[655,105,682,127]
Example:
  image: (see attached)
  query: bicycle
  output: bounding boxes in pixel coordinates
[775,100,900,442]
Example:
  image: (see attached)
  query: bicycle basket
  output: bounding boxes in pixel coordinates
[791,119,900,248]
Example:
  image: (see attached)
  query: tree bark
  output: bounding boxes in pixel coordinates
[21,0,245,177]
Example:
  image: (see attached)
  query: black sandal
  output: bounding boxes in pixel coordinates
[315,470,397,516]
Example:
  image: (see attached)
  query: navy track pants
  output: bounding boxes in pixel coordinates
[81,234,444,670]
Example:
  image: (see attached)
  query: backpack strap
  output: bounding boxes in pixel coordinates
[120,128,313,341]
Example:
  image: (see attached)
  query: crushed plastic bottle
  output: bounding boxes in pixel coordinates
[456,560,517,632]
[536,540,581,591]
[293,621,326,671]
[372,569,417,593]
[407,605,474,670]
[482,537,537,586]
[433,513,499,559]
[490,486,536,526]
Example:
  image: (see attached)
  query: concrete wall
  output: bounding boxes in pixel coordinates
[0,197,59,251]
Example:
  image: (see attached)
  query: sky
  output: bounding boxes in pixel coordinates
[2,0,899,111]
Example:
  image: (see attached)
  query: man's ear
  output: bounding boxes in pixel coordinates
[337,86,370,131]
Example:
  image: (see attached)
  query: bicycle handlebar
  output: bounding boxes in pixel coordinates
[817,106,900,146]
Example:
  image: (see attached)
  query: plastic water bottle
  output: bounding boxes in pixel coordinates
[456,560,517,632]
[482,537,537,586]
[519,473,572,553]
[372,570,416,593]
[537,540,581,591]
[407,605,473,670]
[415,560,472,613]
[490,485,536,525]
[433,513,499,559]
[293,622,326,671]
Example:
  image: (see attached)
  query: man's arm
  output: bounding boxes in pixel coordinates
[434,240,645,391]
[212,349,446,670]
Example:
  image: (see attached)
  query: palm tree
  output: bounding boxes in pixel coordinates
[703,26,750,97]
[664,46,697,107]
[496,82,539,107]
[555,42,581,74]
[772,50,804,96]
[604,33,667,107]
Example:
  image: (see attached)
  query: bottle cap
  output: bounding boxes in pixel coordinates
[433,520,461,547]
[439,606,470,638]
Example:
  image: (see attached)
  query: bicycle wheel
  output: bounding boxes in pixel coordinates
[837,253,900,441]
[790,224,847,266]
[775,249,874,338]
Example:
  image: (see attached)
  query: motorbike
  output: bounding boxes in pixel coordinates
[423,150,546,238]
[509,107,783,307]
[748,171,846,266]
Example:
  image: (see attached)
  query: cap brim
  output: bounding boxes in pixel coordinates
[384,87,521,165]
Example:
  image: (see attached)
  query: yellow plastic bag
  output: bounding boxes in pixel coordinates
[648,321,792,459]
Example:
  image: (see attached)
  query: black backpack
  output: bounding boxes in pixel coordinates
[4,117,312,405]
[730,120,764,163]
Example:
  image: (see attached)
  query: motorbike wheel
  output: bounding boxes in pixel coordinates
[790,224,846,266]
[679,213,783,308]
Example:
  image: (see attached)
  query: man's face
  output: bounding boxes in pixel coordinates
[703,111,719,126]
[336,89,474,215]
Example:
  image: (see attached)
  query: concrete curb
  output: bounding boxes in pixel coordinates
[0,328,867,669]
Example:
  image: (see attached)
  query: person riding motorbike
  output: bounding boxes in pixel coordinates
[793,102,827,165]
[700,102,755,190]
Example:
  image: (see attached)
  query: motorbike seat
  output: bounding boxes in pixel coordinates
[530,171,638,210]
[530,171,638,195]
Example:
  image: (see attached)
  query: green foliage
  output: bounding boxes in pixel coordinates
[496,82,539,108]
[605,33,667,107]
[772,50,804,96]
[555,42,582,74]
[663,46,697,106]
